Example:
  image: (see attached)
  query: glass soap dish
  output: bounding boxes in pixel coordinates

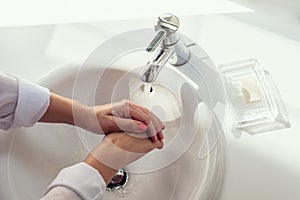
[219,59,290,134]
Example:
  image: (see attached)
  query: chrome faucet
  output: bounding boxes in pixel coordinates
[140,14,191,83]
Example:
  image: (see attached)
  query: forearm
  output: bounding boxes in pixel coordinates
[39,93,75,125]
[38,93,102,135]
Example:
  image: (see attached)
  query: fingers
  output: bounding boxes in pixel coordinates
[140,137,164,151]
[128,102,165,141]
[131,102,165,129]
[112,117,160,142]
[146,121,159,142]
[154,140,164,149]
[110,100,165,142]
[157,131,164,141]
[113,117,148,133]
[141,138,164,151]
[105,132,164,153]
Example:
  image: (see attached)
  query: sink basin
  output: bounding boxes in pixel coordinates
[1,30,225,200]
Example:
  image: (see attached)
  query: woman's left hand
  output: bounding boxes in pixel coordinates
[39,94,164,142]
[76,100,165,142]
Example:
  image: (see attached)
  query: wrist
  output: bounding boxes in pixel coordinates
[84,154,118,185]
[72,105,103,134]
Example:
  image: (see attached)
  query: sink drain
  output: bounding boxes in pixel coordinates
[106,168,129,191]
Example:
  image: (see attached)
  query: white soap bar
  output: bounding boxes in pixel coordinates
[240,79,262,103]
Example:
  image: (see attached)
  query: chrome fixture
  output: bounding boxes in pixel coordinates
[106,168,129,191]
[140,14,191,83]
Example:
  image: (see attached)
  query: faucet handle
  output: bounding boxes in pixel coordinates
[146,29,166,52]
[155,13,179,35]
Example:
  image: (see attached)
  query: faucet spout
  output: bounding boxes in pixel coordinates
[140,13,190,83]
[140,48,173,83]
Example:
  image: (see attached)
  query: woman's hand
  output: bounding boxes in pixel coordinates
[40,94,165,142]
[77,100,165,142]
[95,100,164,142]
[84,132,164,184]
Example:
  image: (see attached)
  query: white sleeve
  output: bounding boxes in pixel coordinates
[40,186,82,200]
[0,72,50,130]
[0,72,18,130]
[41,162,106,200]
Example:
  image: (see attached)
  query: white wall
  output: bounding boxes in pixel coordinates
[228,0,300,42]
[231,0,300,18]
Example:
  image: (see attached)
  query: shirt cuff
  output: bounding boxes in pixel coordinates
[45,162,106,200]
[13,77,50,128]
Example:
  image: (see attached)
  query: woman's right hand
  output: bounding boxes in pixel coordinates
[84,132,164,184]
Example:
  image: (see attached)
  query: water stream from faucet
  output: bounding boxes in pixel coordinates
[143,83,153,109]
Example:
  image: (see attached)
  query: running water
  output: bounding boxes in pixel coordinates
[143,83,152,109]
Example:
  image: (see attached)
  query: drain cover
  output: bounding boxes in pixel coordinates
[106,168,129,191]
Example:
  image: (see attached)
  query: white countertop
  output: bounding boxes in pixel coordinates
[0,14,300,200]
[0,0,250,27]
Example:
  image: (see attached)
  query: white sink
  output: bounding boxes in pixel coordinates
[0,29,226,200]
